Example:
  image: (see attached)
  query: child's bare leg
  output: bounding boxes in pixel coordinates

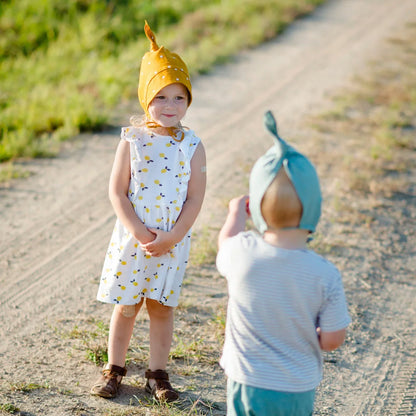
[90,300,143,398]
[108,300,144,367]
[145,298,178,401]
[146,298,174,371]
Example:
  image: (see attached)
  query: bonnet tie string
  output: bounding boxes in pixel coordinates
[145,120,185,143]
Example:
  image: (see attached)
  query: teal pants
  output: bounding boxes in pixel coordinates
[227,378,315,416]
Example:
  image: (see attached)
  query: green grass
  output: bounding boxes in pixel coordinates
[0,0,326,164]
[0,403,20,414]
[56,318,110,365]
[9,382,50,392]
[169,336,218,366]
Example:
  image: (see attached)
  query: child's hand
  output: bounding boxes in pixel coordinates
[140,228,176,257]
[229,195,250,218]
[218,195,249,247]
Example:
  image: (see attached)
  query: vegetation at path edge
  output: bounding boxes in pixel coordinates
[0,0,326,166]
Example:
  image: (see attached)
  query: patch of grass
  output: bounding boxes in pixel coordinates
[170,336,218,366]
[0,403,20,414]
[86,344,109,366]
[189,226,218,266]
[0,0,327,164]
[56,318,110,365]
[310,24,416,199]
[0,162,31,184]
[101,394,217,415]
[170,337,204,362]
[9,382,50,392]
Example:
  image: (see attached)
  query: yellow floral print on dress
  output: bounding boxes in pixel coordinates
[96,126,200,307]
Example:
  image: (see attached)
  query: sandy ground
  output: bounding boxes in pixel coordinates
[1,0,416,414]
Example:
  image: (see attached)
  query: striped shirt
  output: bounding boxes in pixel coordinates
[216,231,351,392]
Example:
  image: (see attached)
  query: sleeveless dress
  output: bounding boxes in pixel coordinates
[96,126,201,307]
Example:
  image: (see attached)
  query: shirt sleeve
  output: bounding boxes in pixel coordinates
[319,269,351,332]
[216,235,238,278]
[216,231,258,278]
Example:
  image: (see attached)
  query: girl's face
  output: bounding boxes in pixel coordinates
[148,83,189,129]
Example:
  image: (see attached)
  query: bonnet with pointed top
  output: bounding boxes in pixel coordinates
[138,21,192,118]
[249,111,322,234]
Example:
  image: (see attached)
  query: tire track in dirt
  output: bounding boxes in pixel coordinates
[396,365,416,416]
[0,213,113,309]
[343,284,416,416]
[389,360,416,416]
[0,135,118,349]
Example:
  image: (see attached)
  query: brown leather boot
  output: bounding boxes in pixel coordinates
[145,369,179,402]
[90,364,127,398]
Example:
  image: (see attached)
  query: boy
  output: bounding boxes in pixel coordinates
[216,111,351,416]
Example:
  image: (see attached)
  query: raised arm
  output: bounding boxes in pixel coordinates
[108,139,155,244]
[218,195,249,248]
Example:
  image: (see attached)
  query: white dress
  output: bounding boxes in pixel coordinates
[97,126,201,307]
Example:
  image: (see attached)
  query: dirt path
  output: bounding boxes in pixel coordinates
[1,0,415,414]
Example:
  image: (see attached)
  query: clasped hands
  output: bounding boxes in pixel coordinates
[139,228,176,257]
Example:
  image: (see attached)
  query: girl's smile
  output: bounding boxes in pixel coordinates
[148,83,189,132]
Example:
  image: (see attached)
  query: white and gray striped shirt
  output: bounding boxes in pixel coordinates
[216,231,351,392]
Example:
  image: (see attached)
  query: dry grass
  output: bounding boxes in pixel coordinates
[188,226,218,267]
[310,24,416,202]
[307,22,416,257]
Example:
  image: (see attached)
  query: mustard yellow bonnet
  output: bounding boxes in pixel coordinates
[138,21,192,118]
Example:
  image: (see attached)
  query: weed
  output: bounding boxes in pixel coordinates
[170,336,218,366]
[86,344,109,366]
[170,338,204,362]
[0,403,20,414]
[9,381,50,392]
[56,318,110,365]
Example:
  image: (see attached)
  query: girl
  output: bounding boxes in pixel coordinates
[90,22,206,402]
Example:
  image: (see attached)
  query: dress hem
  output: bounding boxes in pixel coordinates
[96,295,178,308]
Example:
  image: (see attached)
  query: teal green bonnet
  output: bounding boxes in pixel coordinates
[249,111,322,234]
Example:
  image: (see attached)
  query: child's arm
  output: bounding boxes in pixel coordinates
[109,139,156,244]
[316,327,347,352]
[218,195,249,248]
[140,142,207,257]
